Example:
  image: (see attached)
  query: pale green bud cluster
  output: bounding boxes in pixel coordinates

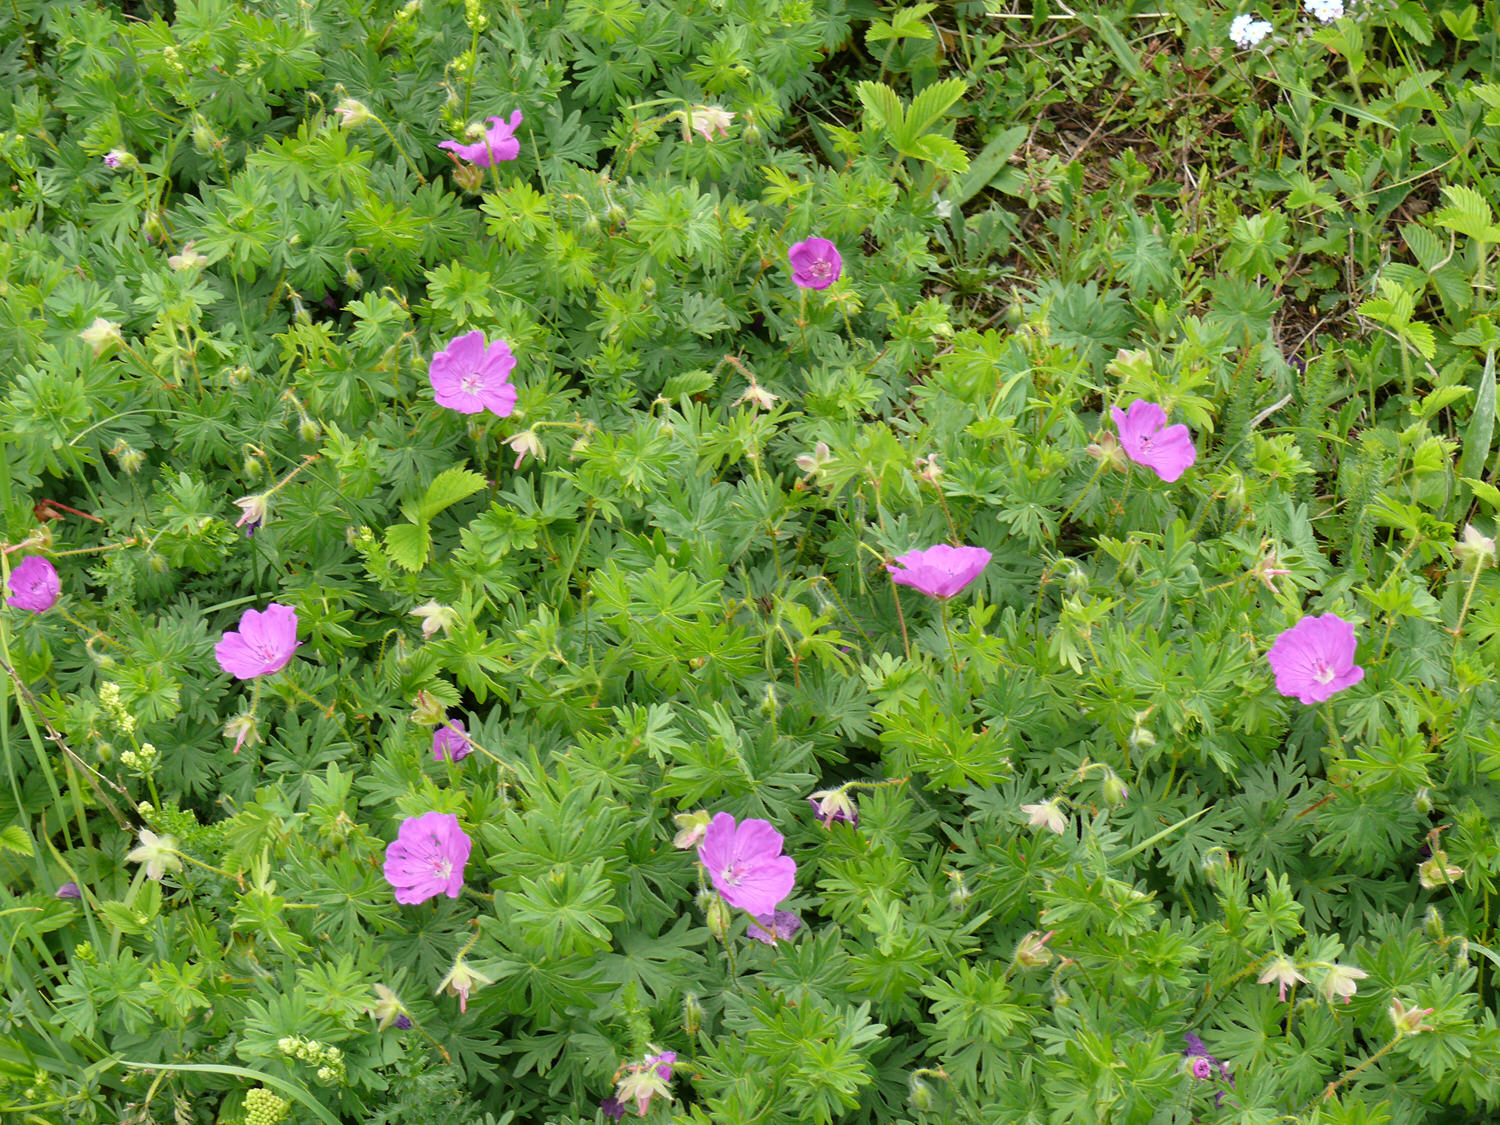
[119,742,158,773]
[98,682,136,735]
[244,1087,290,1125]
[277,1036,346,1083]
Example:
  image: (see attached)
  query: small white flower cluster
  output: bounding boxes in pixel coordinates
[1229,13,1273,48]
[1230,0,1349,50]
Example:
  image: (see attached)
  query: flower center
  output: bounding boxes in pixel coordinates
[718,861,746,887]
[810,260,831,278]
[254,640,280,662]
[433,859,453,882]
[1313,660,1335,684]
[460,373,482,394]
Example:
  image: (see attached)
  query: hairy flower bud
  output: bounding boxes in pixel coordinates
[704,895,731,941]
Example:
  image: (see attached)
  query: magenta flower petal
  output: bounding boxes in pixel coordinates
[383,811,472,904]
[438,110,523,167]
[747,909,803,945]
[1266,613,1365,704]
[214,603,300,680]
[886,544,991,599]
[697,812,796,916]
[1110,399,1197,482]
[430,330,517,417]
[432,720,472,762]
[788,237,842,290]
[5,556,60,613]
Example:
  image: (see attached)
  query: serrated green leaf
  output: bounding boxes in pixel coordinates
[385,522,432,572]
[416,466,488,524]
[855,81,905,137]
[0,824,32,856]
[901,77,967,143]
[902,133,970,175]
[1463,477,1500,510]
[1433,184,1500,242]
[1460,350,1496,481]
[866,2,935,44]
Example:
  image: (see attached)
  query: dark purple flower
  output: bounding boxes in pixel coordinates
[432,720,472,762]
[645,1051,676,1079]
[600,1097,626,1121]
[394,1014,412,1030]
[788,237,842,290]
[55,881,81,900]
[1110,400,1197,483]
[747,909,803,945]
[439,111,523,166]
[697,812,796,916]
[1266,614,1364,704]
[6,556,60,613]
[886,544,991,599]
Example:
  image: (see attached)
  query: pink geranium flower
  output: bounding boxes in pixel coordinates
[697,812,796,916]
[429,330,517,417]
[214,603,300,680]
[432,720,471,762]
[6,556,60,613]
[1110,400,1197,482]
[886,544,991,599]
[788,237,842,290]
[383,811,472,904]
[1266,613,1365,704]
[439,111,523,166]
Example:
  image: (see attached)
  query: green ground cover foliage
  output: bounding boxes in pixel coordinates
[4,0,1500,1121]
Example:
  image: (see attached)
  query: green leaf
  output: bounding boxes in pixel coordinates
[1075,11,1144,82]
[865,2,935,44]
[384,521,432,572]
[114,1060,340,1125]
[0,824,32,856]
[903,134,969,175]
[900,77,967,144]
[1433,183,1500,243]
[1461,350,1497,481]
[953,124,1027,206]
[416,466,488,524]
[1463,477,1500,510]
[855,80,905,137]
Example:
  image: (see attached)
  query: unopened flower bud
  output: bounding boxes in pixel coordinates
[908,1075,934,1111]
[1423,905,1445,941]
[298,417,322,443]
[1413,787,1434,814]
[704,896,731,941]
[682,992,704,1035]
[1101,770,1129,806]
